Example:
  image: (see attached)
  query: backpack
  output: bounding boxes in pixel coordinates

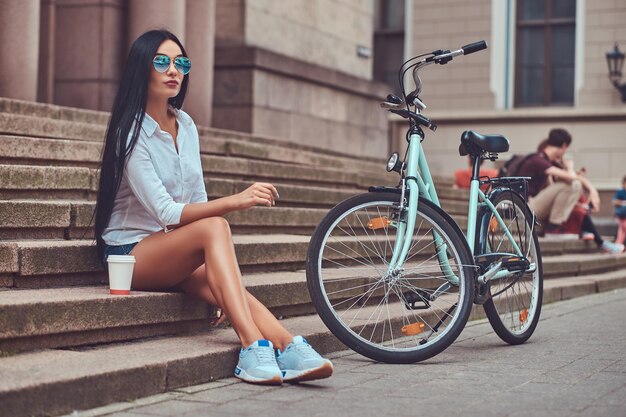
[498,153,534,177]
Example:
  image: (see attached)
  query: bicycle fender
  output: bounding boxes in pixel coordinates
[486,186,528,206]
[476,187,533,256]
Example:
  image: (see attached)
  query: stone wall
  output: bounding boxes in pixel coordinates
[217,0,374,80]
[398,0,626,194]
[408,0,494,110]
[213,0,388,158]
[212,46,389,159]
[578,0,626,107]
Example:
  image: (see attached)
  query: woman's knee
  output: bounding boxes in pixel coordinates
[191,217,232,242]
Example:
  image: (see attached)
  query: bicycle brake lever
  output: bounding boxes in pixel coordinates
[380,101,405,109]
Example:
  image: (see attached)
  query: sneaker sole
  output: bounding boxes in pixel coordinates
[234,369,283,386]
[283,362,334,383]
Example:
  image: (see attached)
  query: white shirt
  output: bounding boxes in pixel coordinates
[102,107,207,245]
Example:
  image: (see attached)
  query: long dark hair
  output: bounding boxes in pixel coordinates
[94,30,189,259]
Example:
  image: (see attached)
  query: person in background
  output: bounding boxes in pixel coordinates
[517,129,623,253]
[613,175,626,246]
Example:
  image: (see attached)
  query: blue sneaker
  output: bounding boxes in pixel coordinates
[234,339,282,385]
[276,336,334,383]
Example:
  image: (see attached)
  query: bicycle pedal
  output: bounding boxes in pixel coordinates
[367,216,392,230]
[401,290,431,310]
[473,282,491,305]
[401,322,425,336]
[500,256,529,272]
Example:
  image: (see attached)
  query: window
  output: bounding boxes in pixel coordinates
[373,0,405,92]
[515,0,576,106]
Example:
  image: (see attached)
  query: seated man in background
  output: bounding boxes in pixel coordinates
[517,128,623,253]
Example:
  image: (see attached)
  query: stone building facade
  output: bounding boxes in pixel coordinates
[0,0,389,158]
[388,0,626,208]
[1,0,624,177]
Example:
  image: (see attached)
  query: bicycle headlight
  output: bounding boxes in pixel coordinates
[386,152,402,173]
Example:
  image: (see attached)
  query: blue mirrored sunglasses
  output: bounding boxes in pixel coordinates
[152,55,191,75]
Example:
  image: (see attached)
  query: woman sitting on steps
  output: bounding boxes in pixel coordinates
[94,29,333,385]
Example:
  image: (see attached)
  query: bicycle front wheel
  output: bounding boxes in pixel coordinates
[306,191,475,363]
[480,190,543,344]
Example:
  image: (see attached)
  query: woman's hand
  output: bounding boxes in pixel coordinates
[231,182,279,210]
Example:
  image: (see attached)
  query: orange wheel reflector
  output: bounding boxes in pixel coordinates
[489,216,499,233]
[401,322,425,336]
[519,308,529,323]
[367,216,391,230]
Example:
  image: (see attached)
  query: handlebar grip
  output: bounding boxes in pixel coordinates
[462,40,487,55]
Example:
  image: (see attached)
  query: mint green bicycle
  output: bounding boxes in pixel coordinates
[306,41,543,363]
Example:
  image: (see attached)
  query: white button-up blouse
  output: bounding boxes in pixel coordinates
[102,107,207,246]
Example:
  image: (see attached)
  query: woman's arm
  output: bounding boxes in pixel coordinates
[176,182,279,228]
[545,166,600,212]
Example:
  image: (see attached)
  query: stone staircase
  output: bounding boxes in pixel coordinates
[1,98,625,417]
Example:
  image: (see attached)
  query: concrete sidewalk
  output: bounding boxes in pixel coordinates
[68,289,626,417]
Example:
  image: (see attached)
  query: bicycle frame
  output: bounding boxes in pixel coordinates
[386,130,525,284]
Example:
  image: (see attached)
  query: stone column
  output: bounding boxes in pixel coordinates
[184,0,216,126]
[38,0,56,103]
[128,0,186,46]
[0,0,40,101]
[54,0,125,111]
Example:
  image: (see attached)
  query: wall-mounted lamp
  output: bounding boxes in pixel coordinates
[606,43,626,102]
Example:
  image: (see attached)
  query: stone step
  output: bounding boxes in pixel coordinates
[0,134,393,187]
[1,269,625,417]
[0,233,604,289]
[0,249,619,352]
[0,120,387,184]
[0,198,470,240]
[0,165,96,201]
[0,162,466,205]
[0,97,388,172]
[0,97,110,125]
[0,112,105,142]
[0,161,393,205]
[0,135,102,168]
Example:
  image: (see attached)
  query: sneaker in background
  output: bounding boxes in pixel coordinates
[234,339,283,385]
[276,336,334,383]
[601,241,625,254]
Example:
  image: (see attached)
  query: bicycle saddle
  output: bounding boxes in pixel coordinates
[459,130,510,155]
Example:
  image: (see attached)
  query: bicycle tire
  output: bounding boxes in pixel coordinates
[306,191,475,363]
[480,190,543,344]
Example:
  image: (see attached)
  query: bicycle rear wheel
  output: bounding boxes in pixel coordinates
[480,190,543,344]
[306,191,475,363]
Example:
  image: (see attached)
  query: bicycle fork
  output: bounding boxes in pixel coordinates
[386,133,459,294]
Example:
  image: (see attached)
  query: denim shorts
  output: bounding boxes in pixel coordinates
[102,242,139,270]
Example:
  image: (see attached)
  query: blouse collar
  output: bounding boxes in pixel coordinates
[140,105,191,137]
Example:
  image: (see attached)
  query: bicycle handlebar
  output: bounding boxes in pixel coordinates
[461,40,487,55]
[382,40,488,130]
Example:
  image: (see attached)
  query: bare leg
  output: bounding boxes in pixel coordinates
[617,219,626,245]
[129,217,264,347]
[176,264,294,350]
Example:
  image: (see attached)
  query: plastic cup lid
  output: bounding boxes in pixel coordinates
[107,255,136,263]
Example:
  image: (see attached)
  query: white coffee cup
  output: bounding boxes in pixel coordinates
[107,255,135,295]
